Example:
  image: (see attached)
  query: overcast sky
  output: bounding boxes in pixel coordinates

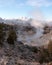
[0,0,52,21]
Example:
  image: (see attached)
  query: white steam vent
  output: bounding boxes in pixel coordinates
[28,8,46,28]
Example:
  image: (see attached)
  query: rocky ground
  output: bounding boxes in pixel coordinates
[0,41,48,65]
[0,22,52,65]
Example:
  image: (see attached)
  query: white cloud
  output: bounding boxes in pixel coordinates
[26,0,52,7]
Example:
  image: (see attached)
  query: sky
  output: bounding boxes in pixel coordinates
[0,0,52,21]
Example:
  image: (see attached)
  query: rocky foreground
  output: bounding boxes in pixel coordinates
[0,41,48,65]
[0,22,52,65]
[0,39,52,65]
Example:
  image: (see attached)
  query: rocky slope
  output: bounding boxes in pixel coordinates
[0,41,50,65]
[0,19,52,65]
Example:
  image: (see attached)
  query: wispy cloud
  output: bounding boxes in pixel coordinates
[0,0,15,7]
[0,0,52,7]
[0,0,26,8]
[26,0,52,7]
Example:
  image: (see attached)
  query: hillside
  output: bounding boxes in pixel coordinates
[0,19,52,65]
